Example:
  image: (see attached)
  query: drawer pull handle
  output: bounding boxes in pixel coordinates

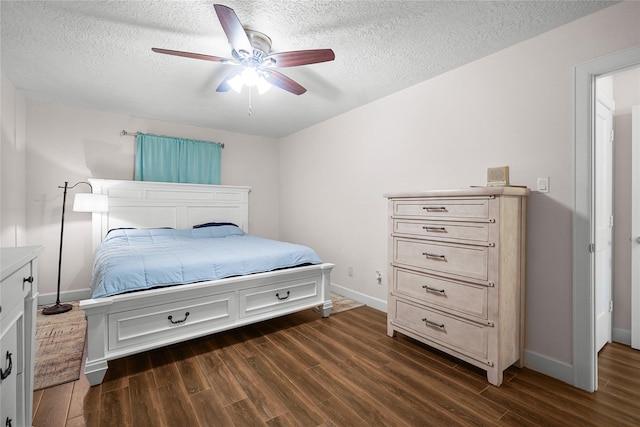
[422,252,446,260]
[423,226,446,232]
[422,206,447,212]
[422,285,446,295]
[0,351,12,380]
[6,417,12,427]
[23,276,34,284]
[168,312,190,325]
[422,318,446,331]
[276,291,290,300]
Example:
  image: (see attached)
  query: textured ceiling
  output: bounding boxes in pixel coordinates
[1,1,617,138]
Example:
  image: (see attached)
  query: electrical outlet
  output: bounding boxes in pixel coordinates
[537,177,549,193]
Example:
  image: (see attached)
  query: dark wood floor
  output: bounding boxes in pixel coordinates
[32,306,640,426]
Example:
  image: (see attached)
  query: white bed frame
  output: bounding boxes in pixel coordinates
[79,179,334,386]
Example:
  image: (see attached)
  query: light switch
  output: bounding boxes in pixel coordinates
[537,177,549,193]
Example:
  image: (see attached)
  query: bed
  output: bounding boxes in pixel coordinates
[79,179,334,386]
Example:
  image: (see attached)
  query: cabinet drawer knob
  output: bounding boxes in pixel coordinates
[6,416,12,427]
[0,351,13,380]
[23,276,34,284]
[422,252,446,260]
[168,312,190,325]
[422,285,446,295]
[422,318,446,331]
[276,291,290,301]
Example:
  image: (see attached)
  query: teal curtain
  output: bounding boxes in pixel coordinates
[135,133,222,184]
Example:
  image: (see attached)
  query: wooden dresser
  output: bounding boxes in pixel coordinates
[1,246,42,427]
[385,187,529,386]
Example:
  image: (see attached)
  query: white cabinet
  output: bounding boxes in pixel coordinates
[1,246,42,427]
[385,188,529,386]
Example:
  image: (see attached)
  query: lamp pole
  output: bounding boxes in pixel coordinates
[42,181,93,315]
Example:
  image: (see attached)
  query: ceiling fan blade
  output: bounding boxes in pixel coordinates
[265,49,335,67]
[213,4,253,57]
[263,70,306,95]
[152,47,231,63]
[216,78,232,92]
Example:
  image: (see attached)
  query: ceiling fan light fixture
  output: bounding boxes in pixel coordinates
[256,76,272,94]
[154,5,333,96]
[228,73,244,93]
[228,67,272,95]
[240,67,259,86]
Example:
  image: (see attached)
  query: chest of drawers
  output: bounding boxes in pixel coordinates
[1,246,42,427]
[385,188,529,386]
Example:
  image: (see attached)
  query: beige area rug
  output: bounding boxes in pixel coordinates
[34,301,86,390]
[330,292,365,313]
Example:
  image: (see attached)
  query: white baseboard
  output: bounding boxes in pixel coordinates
[330,283,387,313]
[523,349,574,385]
[613,328,631,346]
[38,289,92,307]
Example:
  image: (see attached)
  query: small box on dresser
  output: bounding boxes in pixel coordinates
[384,187,529,386]
[1,246,43,427]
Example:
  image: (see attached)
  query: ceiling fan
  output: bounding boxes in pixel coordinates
[152,4,335,95]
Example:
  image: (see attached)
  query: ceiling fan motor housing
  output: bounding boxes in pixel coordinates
[245,29,272,59]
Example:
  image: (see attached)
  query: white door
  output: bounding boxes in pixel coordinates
[595,91,615,353]
[632,105,640,350]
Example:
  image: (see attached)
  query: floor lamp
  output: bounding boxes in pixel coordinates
[42,181,108,315]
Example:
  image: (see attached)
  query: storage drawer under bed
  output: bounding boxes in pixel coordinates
[107,292,236,351]
[239,278,321,318]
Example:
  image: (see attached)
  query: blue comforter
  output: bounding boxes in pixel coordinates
[90,226,322,298]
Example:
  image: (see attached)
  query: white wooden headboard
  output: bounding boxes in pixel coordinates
[89,179,251,251]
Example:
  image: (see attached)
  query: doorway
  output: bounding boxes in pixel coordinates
[573,45,640,392]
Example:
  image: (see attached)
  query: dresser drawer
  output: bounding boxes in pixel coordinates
[392,219,489,242]
[108,292,236,351]
[393,198,490,220]
[240,278,320,318]
[1,264,31,321]
[392,299,490,361]
[393,268,488,320]
[394,238,488,281]
[1,319,19,427]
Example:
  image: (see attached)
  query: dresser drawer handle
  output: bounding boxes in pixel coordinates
[6,416,12,427]
[168,312,190,324]
[0,351,12,380]
[276,291,290,300]
[422,318,446,331]
[23,276,34,284]
[423,226,446,232]
[422,252,446,260]
[422,285,446,295]
[422,206,447,212]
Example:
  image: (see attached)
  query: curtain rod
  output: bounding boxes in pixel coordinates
[120,130,224,148]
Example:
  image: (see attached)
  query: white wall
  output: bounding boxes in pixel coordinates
[1,72,27,247]
[23,100,280,302]
[612,67,640,341]
[278,1,640,371]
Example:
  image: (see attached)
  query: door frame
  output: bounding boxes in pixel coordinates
[573,45,640,392]
[633,104,640,350]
